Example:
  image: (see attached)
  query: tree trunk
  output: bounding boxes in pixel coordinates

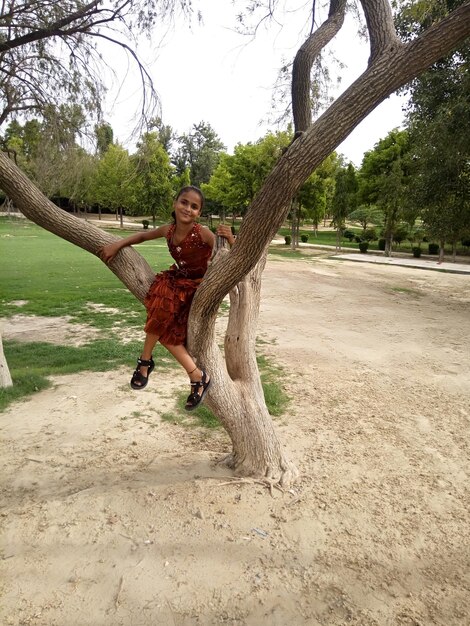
[0,331,13,388]
[188,245,298,486]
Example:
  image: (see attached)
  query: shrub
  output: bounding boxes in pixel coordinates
[354,235,362,243]
[428,243,439,255]
[363,228,377,242]
[412,246,422,258]
[284,235,292,245]
[142,219,150,230]
[358,242,369,253]
[393,227,408,246]
[343,230,355,241]
[378,238,386,251]
[301,234,309,243]
[461,237,470,248]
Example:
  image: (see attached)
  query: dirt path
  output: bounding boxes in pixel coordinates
[1,253,469,625]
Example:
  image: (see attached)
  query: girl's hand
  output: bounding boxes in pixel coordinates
[99,243,120,264]
[216,225,235,246]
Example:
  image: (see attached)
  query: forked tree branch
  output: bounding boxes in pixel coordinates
[191,0,470,338]
[292,0,347,132]
[361,0,400,62]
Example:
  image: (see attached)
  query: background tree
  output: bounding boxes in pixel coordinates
[359,129,410,255]
[203,131,291,223]
[95,123,114,157]
[130,132,174,226]
[1,1,470,485]
[331,163,358,250]
[404,34,470,259]
[173,122,226,187]
[89,144,134,226]
[348,205,384,234]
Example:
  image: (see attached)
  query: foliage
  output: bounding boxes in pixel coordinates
[405,43,470,248]
[359,129,411,255]
[331,163,358,229]
[298,152,342,229]
[203,130,291,217]
[0,1,191,130]
[130,132,174,222]
[173,122,226,187]
[1,108,97,205]
[89,144,134,213]
[348,205,384,232]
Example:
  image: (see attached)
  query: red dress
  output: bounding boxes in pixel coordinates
[144,223,212,345]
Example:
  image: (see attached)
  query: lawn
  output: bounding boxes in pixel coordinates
[0,218,175,410]
[0,217,289,419]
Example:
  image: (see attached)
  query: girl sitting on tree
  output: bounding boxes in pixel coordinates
[99,186,234,411]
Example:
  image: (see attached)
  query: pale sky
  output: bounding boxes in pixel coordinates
[106,1,408,167]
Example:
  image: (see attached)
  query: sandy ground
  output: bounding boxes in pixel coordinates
[1,252,469,626]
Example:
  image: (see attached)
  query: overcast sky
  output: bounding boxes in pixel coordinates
[106,1,408,167]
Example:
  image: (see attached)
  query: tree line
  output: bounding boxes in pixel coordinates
[2,51,469,262]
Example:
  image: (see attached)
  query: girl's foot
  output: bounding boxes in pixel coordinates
[185,370,211,411]
[130,356,155,390]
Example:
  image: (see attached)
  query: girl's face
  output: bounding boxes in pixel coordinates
[173,190,202,224]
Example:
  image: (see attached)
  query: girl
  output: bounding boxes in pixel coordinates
[99,186,234,411]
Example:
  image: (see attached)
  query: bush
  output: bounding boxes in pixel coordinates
[393,227,408,246]
[142,219,150,230]
[461,237,470,248]
[354,235,362,243]
[378,238,386,251]
[301,234,309,243]
[412,246,422,258]
[284,235,292,245]
[358,242,369,253]
[343,230,355,241]
[428,243,439,255]
[363,228,377,242]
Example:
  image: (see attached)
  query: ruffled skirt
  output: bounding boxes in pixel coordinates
[144,270,202,345]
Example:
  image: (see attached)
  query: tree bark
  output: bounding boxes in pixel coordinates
[0,331,13,388]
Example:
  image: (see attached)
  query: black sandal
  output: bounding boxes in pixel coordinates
[130,356,155,390]
[185,370,211,411]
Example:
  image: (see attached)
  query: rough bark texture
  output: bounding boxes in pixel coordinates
[292,0,347,132]
[0,332,13,388]
[1,0,469,485]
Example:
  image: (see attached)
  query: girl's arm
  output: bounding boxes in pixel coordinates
[99,224,170,264]
[216,224,236,247]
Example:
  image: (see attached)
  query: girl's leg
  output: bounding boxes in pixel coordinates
[160,343,211,409]
[141,332,159,362]
[132,332,159,387]
[160,343,204,381]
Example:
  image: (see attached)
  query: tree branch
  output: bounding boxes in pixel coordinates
[0,1,102,52]
[192,0,470,331]
[360,0,400,62]
[292,0,347,133]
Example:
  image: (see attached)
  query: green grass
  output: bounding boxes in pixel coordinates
[0,338,174,411]
[160,354,290,430]
[0,219,172,326]
[0,218,291,420]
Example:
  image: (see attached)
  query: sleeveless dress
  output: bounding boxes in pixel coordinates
[144,223,212,345]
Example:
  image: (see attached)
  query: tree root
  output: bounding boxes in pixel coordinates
[217,452,300,490]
